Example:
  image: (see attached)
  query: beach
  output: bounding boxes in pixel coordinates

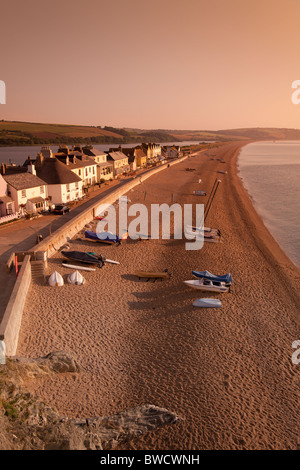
[16,141,300,450]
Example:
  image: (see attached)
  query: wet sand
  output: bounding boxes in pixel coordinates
[17,141,300,450]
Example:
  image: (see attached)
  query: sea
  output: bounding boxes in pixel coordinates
[238,141,300,269]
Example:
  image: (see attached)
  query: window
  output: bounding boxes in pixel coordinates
[40,186,45,194]
[22,189,26,198]
[78,169,81,176]
[66,184,70,192]
[75,182,79,189]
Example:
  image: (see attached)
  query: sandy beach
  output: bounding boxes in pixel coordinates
[16,141,300,450]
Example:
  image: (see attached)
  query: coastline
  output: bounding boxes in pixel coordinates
[237,142,300,271]
[16,141,300,450]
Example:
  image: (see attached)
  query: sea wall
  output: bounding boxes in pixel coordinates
[0,255,32,356]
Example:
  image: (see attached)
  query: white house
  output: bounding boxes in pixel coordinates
[35,156,83,205]
[3,172,49,215]
[0,173,16,219]
[82,146,114,181]
[55,146,98,186]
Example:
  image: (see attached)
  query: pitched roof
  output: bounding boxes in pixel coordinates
[36,158,82,185]
[82,147,107,157]
[106,151,129,162]
[3,173,47,190]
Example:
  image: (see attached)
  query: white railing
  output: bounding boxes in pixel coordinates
[0,213,20,225]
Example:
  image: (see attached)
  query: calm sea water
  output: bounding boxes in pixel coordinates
[0,140,207,166]
[238,141,300,269]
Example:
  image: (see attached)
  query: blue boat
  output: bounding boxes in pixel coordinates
[192,270,232,285]
[85,230,121,245]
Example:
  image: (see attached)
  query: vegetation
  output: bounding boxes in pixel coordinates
[2,120,300,147]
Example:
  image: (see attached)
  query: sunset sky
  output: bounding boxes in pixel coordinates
[1,0,300,130]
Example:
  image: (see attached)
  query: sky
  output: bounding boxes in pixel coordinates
[1,0,300,130]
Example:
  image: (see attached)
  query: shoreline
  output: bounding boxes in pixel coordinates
[16,141,300,450]
[236,143,300,271]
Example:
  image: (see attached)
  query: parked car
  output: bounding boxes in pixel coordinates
[51,204,70,215]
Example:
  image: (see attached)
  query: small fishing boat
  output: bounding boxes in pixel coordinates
[184,278,229,293]
[193,298,222,308]
[61,251,104,267]
[67,270,85,285]
[192,270,232,285]
[193,190,207,196]
[48,271,64,287]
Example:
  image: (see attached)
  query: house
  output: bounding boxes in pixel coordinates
[140,143,161,162]
[161,145,181,159]
[0,174,16,218]
[55,145,98,186]
[106,151,130,177]
[3,171,49,215]
[110,146,147,170]
[135,148,147,168]
[110,147,137,171]
[35,154,83,205]
[82,146,114,181]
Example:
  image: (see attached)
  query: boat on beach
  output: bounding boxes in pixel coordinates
[184,278,229,293]
[193,298,222,308]
[67,270,86,285]
[48,271,64,287]
[193,190,207,196]
[85,230,123,245]
[192,270,232,285]
[186,225,221,235]
[61,251,105,267]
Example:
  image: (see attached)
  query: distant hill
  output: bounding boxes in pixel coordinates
[1,120,300,146]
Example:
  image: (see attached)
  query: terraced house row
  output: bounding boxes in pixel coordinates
[0,143,181,221]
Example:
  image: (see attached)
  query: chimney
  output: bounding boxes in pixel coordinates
[119,145,122,152]
[28,162,36,176]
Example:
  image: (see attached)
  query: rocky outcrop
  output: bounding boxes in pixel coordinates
[0,351,182,450]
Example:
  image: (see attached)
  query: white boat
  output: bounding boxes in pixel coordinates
[186,225,219,234]
[62,263,96,272]
[193,298,222,308]
[48,271,64,287]
[184,278,229,293]
[185,229,221,243]
[67,270,86,285]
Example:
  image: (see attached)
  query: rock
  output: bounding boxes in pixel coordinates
[14,351,81,377]
[0,353,182,450]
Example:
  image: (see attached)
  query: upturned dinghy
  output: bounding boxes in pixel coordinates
[49,271,64,287]
[193,298,222,308]
[184,278,229,293]
[192,270,232,286]
[67,270,85,285]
